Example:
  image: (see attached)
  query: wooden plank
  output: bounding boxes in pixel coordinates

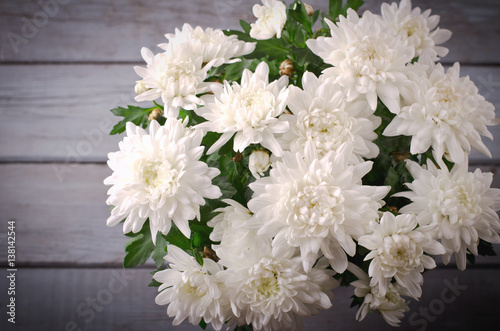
[0,163,129,266]
[0,64,500,163]
[0,0,498,64]
[0,163,499,267]
[0,64,136,163]
[0,267,499,330]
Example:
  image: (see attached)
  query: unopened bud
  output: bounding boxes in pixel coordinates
[148,108,163,121]
[203,246,219,262]
[304,3,313,16]
[279,59,294,77]
[249,150,271,178]
[232,152,244,163]
[134,80,149,95]
[392,151,411,162]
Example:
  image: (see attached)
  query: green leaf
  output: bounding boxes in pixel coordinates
[328,0,364,20]
[164,223,191,251]
[329,0,342,19]
[345,0,364,12]
[124,220,156,268]
[478,239,497,256]
[384,167,400,191]
[288,1,312,34]
[147,278,162,287]
[123,221,173,268]
[151,233,168,268]
[190,204,216,249]
[246,38,289,61]
[199,318,208,330]
[224,58,260,82]
[240,19,251,33]
[294,28,307,47]
[110,105,154,135]
[212,175,237,200]
[223,29,254,42]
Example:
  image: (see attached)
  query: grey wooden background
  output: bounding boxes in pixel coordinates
[0,0,499,330]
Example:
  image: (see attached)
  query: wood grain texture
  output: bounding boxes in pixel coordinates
[0,0,498,63]
[0,268,498,331]
[0,64,499,163]
[1,1,500,330]
[0,163,499,267]
[0,163,128,266]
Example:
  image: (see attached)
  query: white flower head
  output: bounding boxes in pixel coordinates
[307,9,415,113]
[381,0,452,62]
[248,141,390,273]
[358,212,445,299]
[154,245,228,330]
[384,62,498,165]
[159,23,256,68]
[134,45,212,118]
[250,0,287,40]
[395,160,500,270]
[207,199,271,265]
[280,72,381,163]
[249,150,271,178]
[196,62,289,156]
[217,241,337,331]
[104,120,221,242]
[348,263,410,327]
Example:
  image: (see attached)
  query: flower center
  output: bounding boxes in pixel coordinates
[256,272,280,297]
[290,183,345,237]
[302,107,354,155]
[232,88,276,129]
[436,84,459,105]
[437,177,482,225]
[380,235,421,269]
[246,260,284,303]
[139,159,180,196]
[179,275,208,298]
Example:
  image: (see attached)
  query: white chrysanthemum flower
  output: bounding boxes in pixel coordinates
[134,45,213,118]
[196,62,289,156]
[348,263,410,327]
[248,142,390,273]
[159,23,256,67]
[395,160,500,270]
[380,0,452,62]
[383,62,498,165]
[104,120,221,242]
[307,9,415,113]
[154,245,228,330]
[249,150,271,178]
[250,0,287,40]
[217,242,337,331]
[207,199,271,264]
[358,213,445,299]
[280,72,380,164]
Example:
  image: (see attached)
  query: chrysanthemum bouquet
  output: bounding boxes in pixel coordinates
[104,0,500,329]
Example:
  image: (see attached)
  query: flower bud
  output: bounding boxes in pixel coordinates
[232,152,244,163]
[148,108,163,122]
[392,151,411,162]
[279,59,294,77]
[304,3,313,16]
[134,80,149,95]
[249,150,271,178]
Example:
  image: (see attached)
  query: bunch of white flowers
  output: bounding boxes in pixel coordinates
[105,0,499,330]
